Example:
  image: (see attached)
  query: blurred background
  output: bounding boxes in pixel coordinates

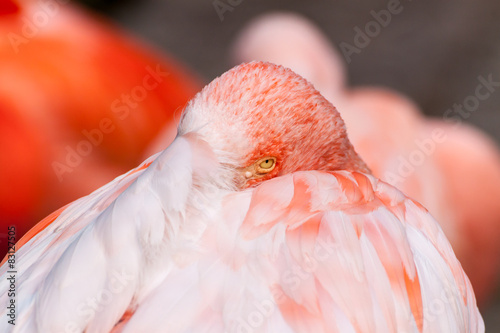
[1,0,499,329]
[98,0,500,142]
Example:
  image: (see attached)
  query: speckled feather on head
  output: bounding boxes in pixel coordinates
[180,62,370,187]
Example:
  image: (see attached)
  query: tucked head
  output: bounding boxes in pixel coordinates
[179,62,368,188]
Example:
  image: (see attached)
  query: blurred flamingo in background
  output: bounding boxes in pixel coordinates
[0,62,484,332]
[232,12,500,305]
[0,0,202,256]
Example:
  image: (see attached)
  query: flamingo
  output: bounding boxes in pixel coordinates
[0,62,483,332]
[231,12,500,305]
[0,0,201,256]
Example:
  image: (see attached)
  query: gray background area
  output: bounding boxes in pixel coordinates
[81,0,500,328]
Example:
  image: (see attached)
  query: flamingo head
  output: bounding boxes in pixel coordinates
[179,62,369,188]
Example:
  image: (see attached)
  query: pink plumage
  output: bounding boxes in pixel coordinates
[0,62,483,332]
[232,12,500,305]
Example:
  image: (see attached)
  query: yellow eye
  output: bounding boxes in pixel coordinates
[256,157,276,174]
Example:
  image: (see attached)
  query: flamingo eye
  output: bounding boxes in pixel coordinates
[256,157,276,174]
[240,157,277,181]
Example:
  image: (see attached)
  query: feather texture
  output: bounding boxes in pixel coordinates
[0,143,483,332]
[0,61,483,332]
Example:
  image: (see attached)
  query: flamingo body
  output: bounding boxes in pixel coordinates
[0,62,483,332]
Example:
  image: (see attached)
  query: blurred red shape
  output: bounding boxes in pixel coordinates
[0,0,202,256]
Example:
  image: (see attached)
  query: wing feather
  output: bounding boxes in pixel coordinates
[0,135,220,332]
[116,170,482,332]
[231,171,483,332]
[0,163,483,332]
